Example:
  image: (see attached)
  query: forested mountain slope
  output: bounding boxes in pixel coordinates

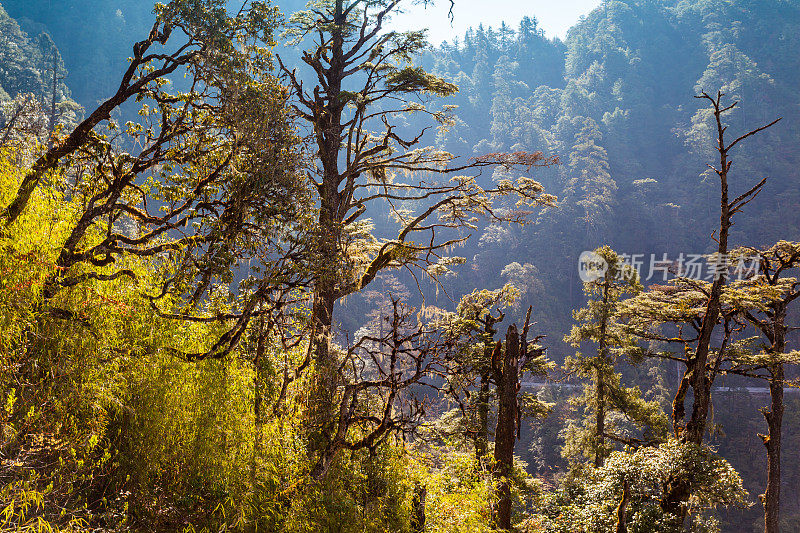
[0,3,79,136]
[0,5,65,103]
[2,0,308,108]
[421,0,800,355]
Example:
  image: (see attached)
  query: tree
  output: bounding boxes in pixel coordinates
[490,310,549,531]
[39,35,68,149]
[725,242,800,533]
[563,246,666,468]
[620,92,781,526]
[2,0,285,228]
[0,0,311,363]
[561,118,617,243]
[280,0,556,479]
[438,285,516,462]
[531,440,749,533]
[440,289,550,529]
[0,93,48,150]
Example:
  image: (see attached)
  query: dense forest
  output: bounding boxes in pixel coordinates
[1,0,799,532]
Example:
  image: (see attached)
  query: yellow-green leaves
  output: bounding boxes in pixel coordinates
[386,67,459,97]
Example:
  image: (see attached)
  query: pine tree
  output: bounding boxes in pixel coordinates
[563,246,666,467]
[562,118,617,243]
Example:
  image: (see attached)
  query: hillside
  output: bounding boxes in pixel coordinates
[423,0,800,349]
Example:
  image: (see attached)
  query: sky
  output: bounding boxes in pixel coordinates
[389,0,602,43]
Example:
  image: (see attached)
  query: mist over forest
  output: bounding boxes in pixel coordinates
[0,1,799,532]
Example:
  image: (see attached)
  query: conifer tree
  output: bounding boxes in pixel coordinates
[562,118,617,242]
[563,246,666,468]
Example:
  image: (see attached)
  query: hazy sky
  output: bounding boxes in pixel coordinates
[390,0,602,42]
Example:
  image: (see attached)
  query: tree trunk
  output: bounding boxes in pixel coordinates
[594,280,610,467]
[763,363,783,533]
[476,371,490,462]
[615,479,631,533]
[683,93,733,447]
[306,0,346,468]
[763,322,785,533]
[493,325,519,531]
[684,190,728,446]
[308,284,338,453]
[594,365,605,468]
[309,386,355,480]
[410,483,427,533]
[309,441,339,480]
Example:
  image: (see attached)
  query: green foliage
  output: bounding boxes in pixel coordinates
[532,440,750,533]
[410,443,544,533]
[0,478,89,532]
[562,247,667,466]
[387,67,459,96]
[2,1,799,531]
[0,146,419,531]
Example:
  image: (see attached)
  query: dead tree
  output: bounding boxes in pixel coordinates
[664,92,780,522]
[492,324,519,531]
[309,299,451,480]
[492,307,542,531]
[620,92,781,526]
[46,50,66,149]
